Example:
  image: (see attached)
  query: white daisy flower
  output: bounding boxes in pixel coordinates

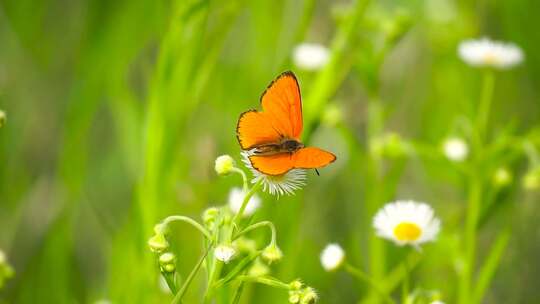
[458,38,523,69]
[373,200,441,248]
[241,151,306,196]
[293,43,330,71]
[228,187,261,217]
[214,245,236,263]
[320,243,345,271]
[442,137,468,162]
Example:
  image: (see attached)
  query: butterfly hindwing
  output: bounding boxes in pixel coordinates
[249,153,294,176]
[260,71,303,140]
[292,147,336,169]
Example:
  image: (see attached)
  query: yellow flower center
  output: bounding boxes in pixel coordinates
[483,52,499,65]
[393,222,422,242]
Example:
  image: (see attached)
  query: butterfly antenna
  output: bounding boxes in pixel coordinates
[315,169,320,176]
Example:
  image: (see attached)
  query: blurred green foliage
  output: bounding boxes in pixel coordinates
[0,0,539,303]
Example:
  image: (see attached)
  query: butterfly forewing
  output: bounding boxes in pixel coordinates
[237,110,282,150]
[260,71,303,140]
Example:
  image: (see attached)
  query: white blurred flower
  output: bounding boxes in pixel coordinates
[373,200,441,248]
[293,43,330,71]
[458,38,523,69]
[320,243,345,271]
[214,245,236,263]
[241,152,306,196]
[430,301,445,304]
[228,187,261,217]
[443,137,468,162]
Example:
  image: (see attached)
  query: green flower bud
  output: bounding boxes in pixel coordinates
[0,110,5,128]
[202,207,220,228]
[300,287,318,304]
[493,167,512,187]
[215,155,235,176]
[262,244,283,264]
[148,233,169,253]
[289,279,303,290]
[159,252,176,273]
[248,258,270,277]
[523,169,540,190]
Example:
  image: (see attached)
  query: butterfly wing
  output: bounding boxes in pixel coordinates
[237,71,303,150]
[237,110,282,150]
[248,147,336,176]
[260,71,303,140]
[292,147,336,169]
[248,153,294,176]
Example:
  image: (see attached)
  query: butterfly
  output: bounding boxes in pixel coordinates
[236,71,336,176]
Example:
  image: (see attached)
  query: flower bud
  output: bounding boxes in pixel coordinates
[0,250,14,289]
[493,167,512,187]
[214,245,236,263]
[248,258,270,277]
[262,244,283,264]
[289,279,303,290]
[159,252,176,273]
[234,237,257,253]
[215,155,235,176]
[202,207,220,228]
[148,233,169,253]
[300,287,318,304]
[443,137,468,162]
[523,169,540,190]
[0,110,5,128]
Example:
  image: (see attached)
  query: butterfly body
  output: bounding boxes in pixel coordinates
[252,138,305,156]
[237,71,336,176]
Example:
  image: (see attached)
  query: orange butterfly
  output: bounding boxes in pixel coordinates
[236,71,336,176]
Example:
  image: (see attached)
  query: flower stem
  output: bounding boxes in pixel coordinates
[344,263,395,304]
[401,258,410,304]
[232,179,263,223]
[162,215,212,240]
[233,221,277,245]
[235,275,291,290]
[459,69,496,304]
[172,246,211,304]
[477,70,495,141]
[232,167,249,191]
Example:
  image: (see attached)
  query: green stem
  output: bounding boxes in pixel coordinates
[162,215,212,240]
[172,246,211,304]
[472,227,510,304]
[344,263,395,304]
[235,275,291,290]
[232,179,263,223]
[232,167,249,191]
[459,175,482,304]
[477,70,495,141]
[233,221,277,245]
[402,258,410,304]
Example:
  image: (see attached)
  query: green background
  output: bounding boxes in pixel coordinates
[0,0,539,303]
